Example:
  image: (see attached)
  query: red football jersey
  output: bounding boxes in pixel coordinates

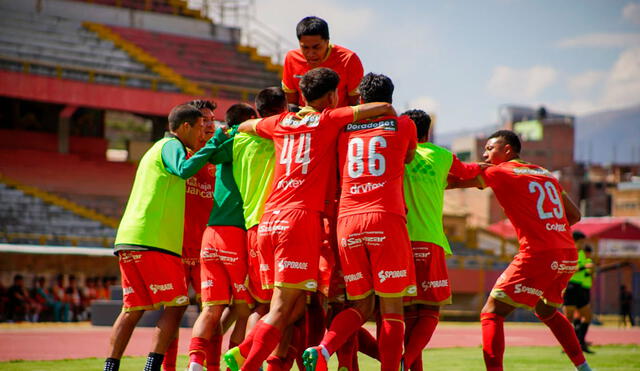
[480,160,574,253]
[183,159,215,259]
[337,115,417,218]
[282,44,364,108]
[256,106,356,213]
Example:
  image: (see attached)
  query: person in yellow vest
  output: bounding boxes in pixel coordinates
[104,104,225,371]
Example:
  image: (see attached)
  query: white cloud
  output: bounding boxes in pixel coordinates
[623,3,640,25]
[556,33,640,48]
[487,65,558,100]
[405,96,440,114]
[567,70,606,96]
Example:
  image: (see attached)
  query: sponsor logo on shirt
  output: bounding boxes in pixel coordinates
[201,280,214,289]
[343,232,386,247]
[277,260,309,272]
[545,222,567,232]
[176,296,189,305]
[514,283,543,297]
[258,222,290,233]
[407,285,417,295]
[282,114,320,128]
[305,281,318,289]
[234,283,247,292]
[260,264,270,272]
[122,287,134,295]
[344,272,364,283]
[414,252,431,259]
[277,178,304,190]
[512,167,552,177]
[349,181,386,194]
[421,280,449,291]
[345,119,398,132]
[378,269,407,283]
[149,283,174,294]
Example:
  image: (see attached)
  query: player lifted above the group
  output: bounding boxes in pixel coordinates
[282,16,364,108]
[223,67,397,371]
[449,130,592,371]
[303,73,417,371]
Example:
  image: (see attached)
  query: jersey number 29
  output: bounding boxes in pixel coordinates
[347,136,386,178]
[529,180,564,220]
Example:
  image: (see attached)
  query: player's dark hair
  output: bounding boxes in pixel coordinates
[168,104,203,132]
[359,73,394,104]
[299,67,340,103]
[584,245,593,253]
[188,99,217,111]
[572,230,586,241]
[296,16,330,40]
[402,109,431,141]
[488,130,521,154]
[255,87,287,117]
[225,103,257,127]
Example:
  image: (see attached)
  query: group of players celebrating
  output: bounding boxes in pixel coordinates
[103,16,594,371]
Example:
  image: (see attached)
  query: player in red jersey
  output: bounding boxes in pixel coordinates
[303,73,417,371]
[162,100,216,371]
[282,16,364,109]
[223,67,396,371]
[450,130,592,371]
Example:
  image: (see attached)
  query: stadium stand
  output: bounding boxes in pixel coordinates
[66,0,204,19]
[0,182,115,247]
[0,8,181,92]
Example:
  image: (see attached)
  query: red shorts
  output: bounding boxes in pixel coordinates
[257,208,321,292]
[247,225,272,303]
[337,213,416,300]
[118,250,189,312]
[200,226,252,306]
[182,257,201,296]
[491,249,578,309]
[404,242,451,306]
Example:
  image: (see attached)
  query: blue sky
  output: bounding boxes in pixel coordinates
[249,0,640,135]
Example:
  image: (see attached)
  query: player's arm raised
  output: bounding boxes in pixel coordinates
[353,102,396,121]
[562,191,581,226]
[237,118,263,135]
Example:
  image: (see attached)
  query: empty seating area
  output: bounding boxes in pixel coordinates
[66,0,197,18]
[0,8,180,92]
[0,183,115,247]
[108,25,281,89]
[0,148,135,220]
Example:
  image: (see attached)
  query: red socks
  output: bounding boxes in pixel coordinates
[162,336,178,371]
[481,312,505,371]
[403,308,439,367]
[189,337,210,367]
[237,320,262,358]
[336,333,358,371]
[379,313,405,371]
[538,311,586,366]
[207,334,222,371]
[357,327,379,360]
[321,308,365,355]
[243,322,282,371]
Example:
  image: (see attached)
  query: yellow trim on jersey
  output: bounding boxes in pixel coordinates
[122,304,154,312]
[296,106,320,119]
[346,289,375,301]
[352,105,360,121]
[541,297,563,308]
[281,81,296,94]
[477,174,487,189]
[377,285,418,298]
[202,299,230,307]
[348,87,360,96]
[319,43,334,64]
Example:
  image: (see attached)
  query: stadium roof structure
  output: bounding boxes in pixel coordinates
[487,217,640,241]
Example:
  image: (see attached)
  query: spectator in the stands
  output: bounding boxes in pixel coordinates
[97,276,110,300]
[66,274,85,321]
[0,280,8,322]
[7,274,37,322]
[52,274,70,322]
[32,276,65,322]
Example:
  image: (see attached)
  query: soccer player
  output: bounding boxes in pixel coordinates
[105,104,221,371]
[224,67,397,371]
[232,87,288,369]
[282,16,364,109]
[187,103,258,371]
[563,231,596,354]
[162,100,216,371]
[400,109,483,371]
[303,73,417,371]
[449,130,592,371]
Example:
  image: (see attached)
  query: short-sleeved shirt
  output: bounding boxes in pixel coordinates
[479,159,574,253]
[255,106,357,213]
[282,44,364,108]
[569,249,593,289]
[182,154,215,259]
[337,115,417,218]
